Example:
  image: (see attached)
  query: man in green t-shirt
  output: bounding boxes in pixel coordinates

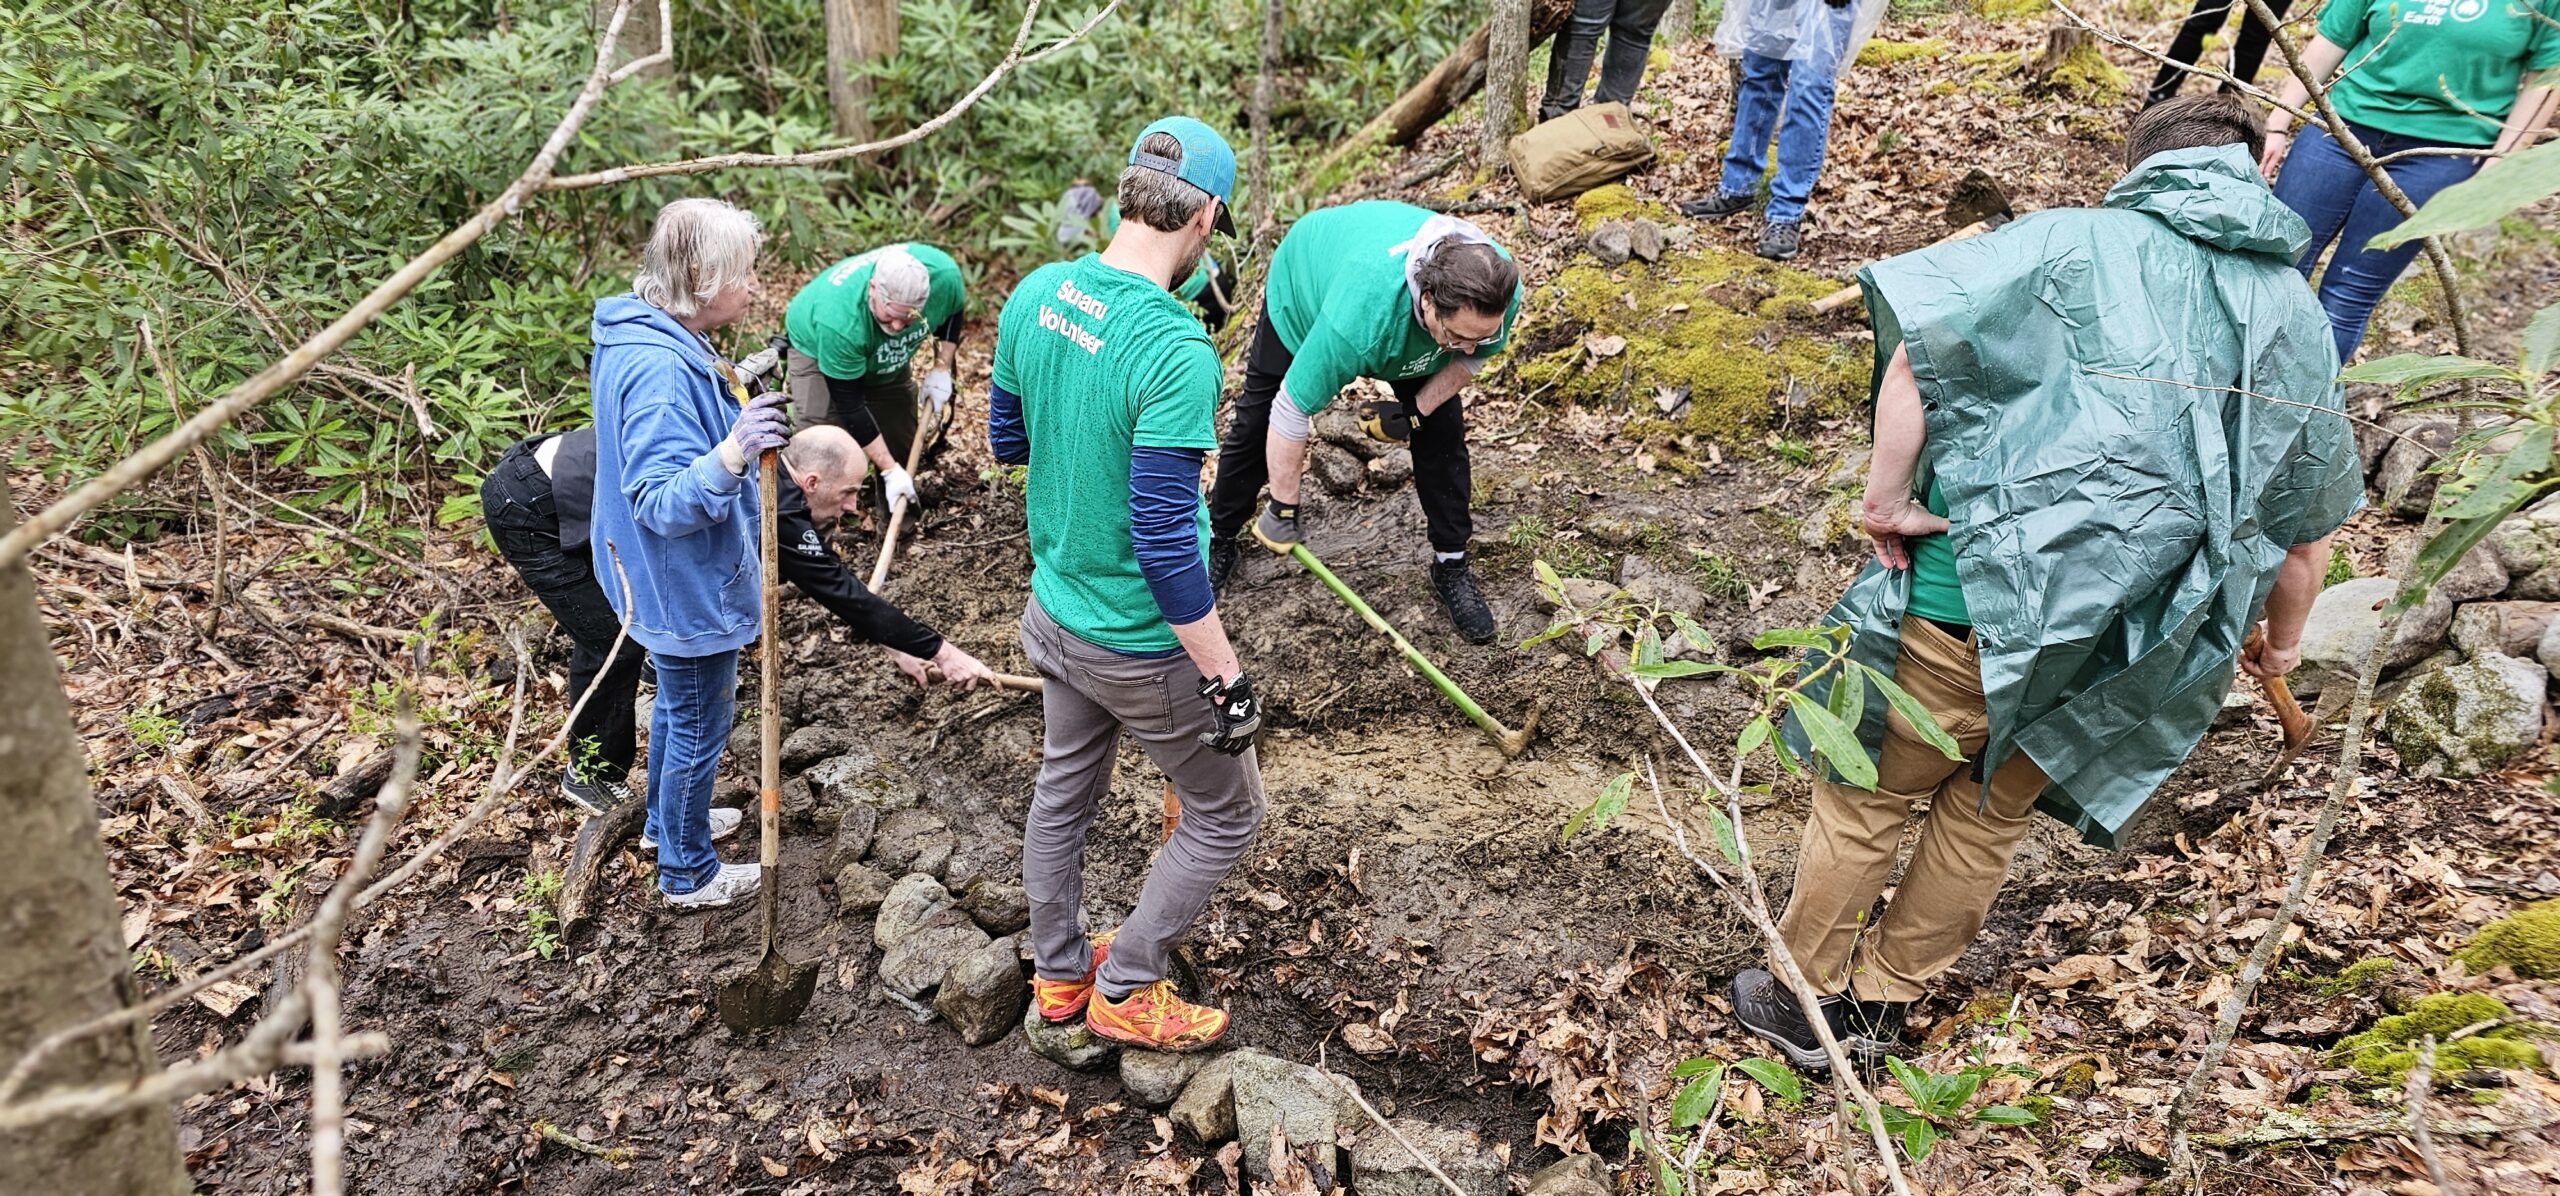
[990,117,1263,1054]
[782,242,968,514]
[1202,200,1523,644]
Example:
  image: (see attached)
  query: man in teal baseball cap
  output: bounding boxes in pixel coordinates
[991,116,1261,1052]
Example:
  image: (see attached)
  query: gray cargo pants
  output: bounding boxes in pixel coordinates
[1018,597,1266,996]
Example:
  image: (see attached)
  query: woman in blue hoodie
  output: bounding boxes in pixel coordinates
[587,198,791,909]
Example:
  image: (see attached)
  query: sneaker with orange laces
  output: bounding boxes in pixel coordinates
[1085,979,1230,1052]
[1030,930,1117,1023]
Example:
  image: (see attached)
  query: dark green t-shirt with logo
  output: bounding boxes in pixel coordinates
[2317,0,2560,146]
[784,243,967,381]
[1262,200,1521,414]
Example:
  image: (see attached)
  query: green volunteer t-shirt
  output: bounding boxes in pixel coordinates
[2316,0,2560,146]
[1263,200,1522,415]
[1905,477,1971,625]
[1102,205,1216,302]
[783,243,967,382]
[993,254,1222,653]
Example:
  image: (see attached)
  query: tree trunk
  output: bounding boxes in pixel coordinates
[0,476,191,1195]
[826,0,901,142]
[1480,0,1531,172]
[592,0,669,78]
[1300,0,1574,196]
[1249,0,1282,247]
[1659,0,1699,45]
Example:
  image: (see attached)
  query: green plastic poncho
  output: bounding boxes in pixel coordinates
[1788,145,2365,849]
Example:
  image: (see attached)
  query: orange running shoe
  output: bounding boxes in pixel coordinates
[1085,980,1230,1052]
[1030,930,1117,1022]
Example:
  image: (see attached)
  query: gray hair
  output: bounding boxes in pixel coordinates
[634,198,764,318]
[1116,132,1210,232]
[869,247,930,307]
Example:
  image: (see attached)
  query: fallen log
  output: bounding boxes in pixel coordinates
[558,799,645,939]
[1299,0,1575,199]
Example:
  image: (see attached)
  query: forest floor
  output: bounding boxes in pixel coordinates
[26,1,2560,1193]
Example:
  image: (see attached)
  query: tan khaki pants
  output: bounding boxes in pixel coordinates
[1777,617,2050,1004]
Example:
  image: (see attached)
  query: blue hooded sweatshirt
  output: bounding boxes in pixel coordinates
[586,293,763,657]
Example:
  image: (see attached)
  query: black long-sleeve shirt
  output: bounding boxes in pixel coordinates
[539,428,942,658]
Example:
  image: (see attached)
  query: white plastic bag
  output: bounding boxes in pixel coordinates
[1713,0,1888,68]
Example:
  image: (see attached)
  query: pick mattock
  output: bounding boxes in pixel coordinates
[716,447,819,1032]
[1284,543,1540,758]
[867,403,938,591]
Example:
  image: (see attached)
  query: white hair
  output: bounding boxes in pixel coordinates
[868,247,930,308]
[634,198,763,318]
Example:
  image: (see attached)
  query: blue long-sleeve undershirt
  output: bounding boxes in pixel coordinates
[1129,446,1213,627]
[988,380,1028,466]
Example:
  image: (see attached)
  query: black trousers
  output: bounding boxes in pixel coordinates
[480,440,644,784]
[2146,0,2291,107]
[1205,307,1475,555]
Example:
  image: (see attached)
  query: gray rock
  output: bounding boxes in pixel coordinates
[2373,418,2456,519]
[2452,600,2560,660]
[1352,1118,1506,1196]
[2347,387,2396,472]
[780,725,856,773]
[2540,616,2560,679]
[872,807,955,879]
[1312,403,1372,454]
[834,862,895,919]
[1311,443,1366,496]
[1021,997,1120,1071]
[873,873,963,950]
[1541,577,1621,613]
[1824,448,1873,492]
[879,923,989,1000]
[1625,572,1707,620]
[957,880,1031,936]
[2491,505,2560,594]
[1527,1153,1612,1196]
[1169,1050,1244,1140]
[1232,1051,1361,1183]
[778,774,819,832]
[2433,545,2510,605]
[805,749,916,814]
[2295,577,2451,693]
[1628,218,1665,263]
[2382,651,2547,779]
[933,935,1026,1046]
[1580,513,1649,548]
[1368,448,1414,489]
[1122,1048,1218,1108]
[827,804,879,874]
[941,839,1016,892]
[1586,220,1633,265]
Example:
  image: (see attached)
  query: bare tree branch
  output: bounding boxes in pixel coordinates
[306,702,426,1196]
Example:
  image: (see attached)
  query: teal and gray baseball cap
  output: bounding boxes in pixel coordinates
[1127,115,1237,236]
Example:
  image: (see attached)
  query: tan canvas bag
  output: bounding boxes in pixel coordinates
[1506,102,1654,203]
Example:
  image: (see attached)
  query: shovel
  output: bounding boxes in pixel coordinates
[716,448,818,1032]
[867,407,936,591]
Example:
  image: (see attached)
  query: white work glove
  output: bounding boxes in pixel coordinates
[921,369,954,414]
[882,464,918,511]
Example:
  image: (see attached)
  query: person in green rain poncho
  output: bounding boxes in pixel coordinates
[1731,94,2365,1071]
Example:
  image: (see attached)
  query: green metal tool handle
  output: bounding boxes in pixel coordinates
[1287,542,1535,757]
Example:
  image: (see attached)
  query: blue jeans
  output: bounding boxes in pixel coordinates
[645,648,737,894]
[2271,119,2481,365]
[1718,2,1857,225]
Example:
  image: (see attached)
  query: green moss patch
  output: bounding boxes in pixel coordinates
[2336,993,2541,1082]
[2456,899,2560,979]
[2312,957,2398,997]
[1858,37,1951,67]
[1571,183,1675,230]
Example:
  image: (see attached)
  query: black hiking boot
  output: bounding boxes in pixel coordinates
[1731,967,1868,1072]
[1430,557,1497,645]
[1840,996,1910,1065]
[1207,537,1241,592]
[1756,220,1803,261]
[1680,189,1755,219]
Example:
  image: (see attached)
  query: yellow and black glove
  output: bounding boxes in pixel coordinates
[1357,398,1418,444]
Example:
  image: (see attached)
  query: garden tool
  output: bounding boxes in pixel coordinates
[715,448,818,1032]
[1284,542,1540,758]
[2243,625,2313,751]
[866,405,937,590]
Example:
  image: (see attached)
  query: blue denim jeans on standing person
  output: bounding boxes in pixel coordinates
[2271,119,2482,365]
[1718,1,1859,225]
[645,648,737,894]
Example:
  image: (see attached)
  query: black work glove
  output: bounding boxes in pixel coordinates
[1826,0,1851,8]
[1358,398,1418,443]
[1197,672,1263,756]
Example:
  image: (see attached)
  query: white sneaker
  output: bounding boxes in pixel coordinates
[640,807,744,851]
[663,861,762,909]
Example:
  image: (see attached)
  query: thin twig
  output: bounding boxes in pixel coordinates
[1319,1063,1471,1196]
[306,707,424,1196]
[2408,1036,2458,1195]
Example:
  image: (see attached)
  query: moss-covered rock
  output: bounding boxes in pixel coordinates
[2312,957,2399,997]
[1975,0,2047,18]
[2456,899,2560,979]
[1571,184,1674,230]
[2034,38,2131,102]
[1504,248,1865,445]
[2336,993,2542,1081]
[1858,37,1950,67]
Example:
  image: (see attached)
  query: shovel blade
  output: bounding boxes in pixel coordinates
[716,949,818,1031]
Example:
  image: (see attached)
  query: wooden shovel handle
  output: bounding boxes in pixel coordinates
[2243,626,2312,750]
[866,414,934,591]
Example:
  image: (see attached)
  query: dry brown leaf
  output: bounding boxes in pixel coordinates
[1342,1023,1394,1056]
[192,978,258,1018]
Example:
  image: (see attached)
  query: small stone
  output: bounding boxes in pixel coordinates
[1797,504,1837,549]
[1526,1153,1612,1196]
[872,808,956,879]
[1022,998,1120,1072]
[2374,418,2456,518]
[1541,577,1621,613]
[1351,1118,1506,1196]
[879,923,989,1000]
[873,873,962,950]
[1824,448,1873,492]
[1624,572,1707,621]
[1586,220,1632,265]
[2452,600,2560,660]
[805,750,917,814]
[1367,448,1414,489]
[2539,617,2560,680]
[933,936,1027,1046]
[778,774,819,832]
[941,839,1017,892]
[1232,1051,1358,1183]
[1122,1049,1217,1108]
[833,862,895,919]
[1169,1050,1245,1141]
[780,725,856,772]
[827,805,879,874]
[1628,218,1665,263]
[2382,651,2546,779]
[2433,545,2511,605]
[1311,443,1365,496]
[957,880,1031,936]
